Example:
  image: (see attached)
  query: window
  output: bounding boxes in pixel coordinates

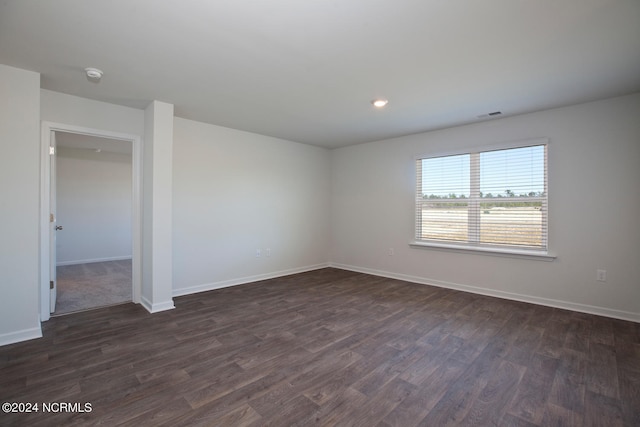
[415,141,548,253]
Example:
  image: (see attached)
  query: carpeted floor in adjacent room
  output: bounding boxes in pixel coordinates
[54,259,132,315]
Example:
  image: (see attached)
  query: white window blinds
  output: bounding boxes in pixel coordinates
[416,143,548,250]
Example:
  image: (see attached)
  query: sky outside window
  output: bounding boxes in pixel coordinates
[421,145,544,198]
[421,154,470,197]
[480,145,545,197]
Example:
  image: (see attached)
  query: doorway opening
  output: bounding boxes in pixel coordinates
[40,122,142,321]
[53,132,133,315]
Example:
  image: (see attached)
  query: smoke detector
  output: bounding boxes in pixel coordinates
[84,67,103,80]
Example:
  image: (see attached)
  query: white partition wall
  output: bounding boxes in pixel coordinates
[0,65,42,345]
[171,118,331,296]
[141,101,175,312]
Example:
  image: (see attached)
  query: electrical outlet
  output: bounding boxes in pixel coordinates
[256,249,261,258]
[266,248,271,257]
[596,269,607,282]
[388,248,394,256]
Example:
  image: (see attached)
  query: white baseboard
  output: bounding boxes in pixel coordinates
[57,256,132,266]
[0,326,43,347]
[140,296,175,314]
[173,263,330,297]
[330,263,640,323]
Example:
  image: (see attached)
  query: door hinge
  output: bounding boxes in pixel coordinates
[49,146,55,155]
[50,280,54,289]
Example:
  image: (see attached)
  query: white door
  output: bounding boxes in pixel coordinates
[49,131,58,313]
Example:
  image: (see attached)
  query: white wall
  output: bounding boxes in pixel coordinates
[41,89,145,136]
[331,93,640,321]
[172,117,331,295]
[0,64,42,345]
[56,147,132,265]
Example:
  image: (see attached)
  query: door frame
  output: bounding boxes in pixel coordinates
[39,121,142,321]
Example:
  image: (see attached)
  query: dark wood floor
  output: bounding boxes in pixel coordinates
[1,268,638,426]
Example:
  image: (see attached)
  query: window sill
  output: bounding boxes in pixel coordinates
[409,241,556,261]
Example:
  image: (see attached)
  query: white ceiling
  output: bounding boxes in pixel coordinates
[1,0,639,148]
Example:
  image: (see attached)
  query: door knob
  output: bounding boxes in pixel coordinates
[55,225,63,231]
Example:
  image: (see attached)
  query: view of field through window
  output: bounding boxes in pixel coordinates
[416,144,547,249]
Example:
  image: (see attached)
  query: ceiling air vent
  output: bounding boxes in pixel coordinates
[477,111,503,119]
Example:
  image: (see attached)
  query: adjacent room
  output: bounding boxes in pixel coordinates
[54,132,133,315]
[1,1,639,425]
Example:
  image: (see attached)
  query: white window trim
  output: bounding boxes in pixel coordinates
[412,137,553,260]
[409,240,556,261]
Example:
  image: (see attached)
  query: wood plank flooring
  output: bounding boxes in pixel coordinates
[1,268,638,426]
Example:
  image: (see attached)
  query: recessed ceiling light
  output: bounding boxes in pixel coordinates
[372,99,388,108]
[84,67,103,80]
